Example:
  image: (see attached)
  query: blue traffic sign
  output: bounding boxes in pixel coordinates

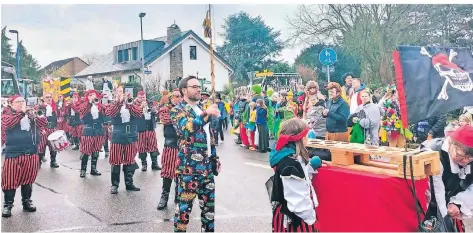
[319,48,337,66]
[144,70,152,75]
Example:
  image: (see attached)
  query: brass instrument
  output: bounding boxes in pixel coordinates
[126,98,134,105]
[93,98,100,104]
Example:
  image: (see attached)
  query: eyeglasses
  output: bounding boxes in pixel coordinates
[452,146,473,163]
[309,87,317,90]
[187,85,201,89]
[13,100,25,104]
[173,94,182,98]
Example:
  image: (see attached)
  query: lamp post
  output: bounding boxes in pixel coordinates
[9,29,20,81]
[139,12,146,92]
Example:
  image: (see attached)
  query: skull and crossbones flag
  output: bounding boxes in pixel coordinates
[393,45,473,127]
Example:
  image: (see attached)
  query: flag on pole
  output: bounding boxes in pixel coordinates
[393,45,473,127]
[203,8,212,38]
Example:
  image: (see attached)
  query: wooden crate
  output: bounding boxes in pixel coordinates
[306,139,441,180]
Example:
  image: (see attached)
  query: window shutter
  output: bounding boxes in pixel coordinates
[117,50,123,62]
[132,47,138,60]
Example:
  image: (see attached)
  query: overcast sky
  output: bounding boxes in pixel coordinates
[1,4,307,68]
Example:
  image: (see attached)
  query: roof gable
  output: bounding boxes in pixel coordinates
[39,57,76,74]
[145,30,234,72]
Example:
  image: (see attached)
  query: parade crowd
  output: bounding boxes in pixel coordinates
[1,74,472,232]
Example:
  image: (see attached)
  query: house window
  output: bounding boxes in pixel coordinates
[117,50,123,63]
[128,75,136,83]
[132,47,138,60]
[123,49,130,62]
[190,46,197,60]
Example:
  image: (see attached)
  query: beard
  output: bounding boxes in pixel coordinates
[189,94,201,102]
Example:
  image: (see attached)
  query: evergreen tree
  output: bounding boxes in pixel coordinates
[1,26,15,65]
[18,41,41,80]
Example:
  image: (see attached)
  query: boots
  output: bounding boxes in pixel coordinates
[72,137,79,150]
[174,178,179,204]
[90,152,101,176]
[38,153,45,168]
[110,165,120,194]
[2,190,16,218]
[157,178,172,210]
[124,164,140,191]
[103,140,109,157]
[150,152,161,171]
[139,153,148,171]
[80,155,88,178]
[50,151,59,168]
[21,185,36,212]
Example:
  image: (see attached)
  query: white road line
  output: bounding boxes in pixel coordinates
[244,162,272,170]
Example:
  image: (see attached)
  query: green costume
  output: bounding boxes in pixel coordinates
[349,122,365,144]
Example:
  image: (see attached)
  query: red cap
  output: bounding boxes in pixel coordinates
[85,90,101,98]
[137,90,145,96]
[9,95,22,103]
[450,125,473,148]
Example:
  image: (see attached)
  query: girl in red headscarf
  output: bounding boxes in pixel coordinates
[75,90,105,178]
[268,118,320,232]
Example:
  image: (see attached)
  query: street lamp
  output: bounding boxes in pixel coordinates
[139,12,146,92]
[9,29,20,81]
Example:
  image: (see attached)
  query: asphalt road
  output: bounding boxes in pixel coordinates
[1,126,472,232]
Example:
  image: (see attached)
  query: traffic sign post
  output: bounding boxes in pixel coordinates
[319,48,337,83]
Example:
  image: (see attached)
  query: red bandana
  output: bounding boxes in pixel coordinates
[451,125,473,148]
[275,127,309,151]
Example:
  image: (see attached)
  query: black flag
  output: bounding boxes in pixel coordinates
[393,45,473,127]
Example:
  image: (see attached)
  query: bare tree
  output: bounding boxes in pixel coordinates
[144,74,165,100]
[287,4,432,84]
[81,52,106,65]
[296,64,318,85]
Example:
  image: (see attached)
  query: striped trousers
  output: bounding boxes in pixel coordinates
[38,128,56,153]
[80,135,106,155]
[69,125,83,138]
[109,142,138,166]
[2,155,40,190]
[272,204,319,232]
[160,146,179,179]
[137,130,158,153]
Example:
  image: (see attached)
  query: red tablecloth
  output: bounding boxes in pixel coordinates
[313,166,428,232]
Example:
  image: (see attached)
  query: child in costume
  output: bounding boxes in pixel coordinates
[269,118,320,232]
[247,102,257,151]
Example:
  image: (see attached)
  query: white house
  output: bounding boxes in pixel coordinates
[74,24,234,92]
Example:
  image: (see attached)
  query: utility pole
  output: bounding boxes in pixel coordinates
[139,12,146,92]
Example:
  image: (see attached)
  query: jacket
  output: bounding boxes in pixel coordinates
[413,115,447,142]
[79,102,105,137]
[325,96,350,133]
[170,100,218,176]
[104,100,143,144]
[2,111,45,158]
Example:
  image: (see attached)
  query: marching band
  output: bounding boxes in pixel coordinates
[1,83,194,221]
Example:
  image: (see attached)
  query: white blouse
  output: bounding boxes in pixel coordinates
[281,156,318,225]
[429,138,472,220]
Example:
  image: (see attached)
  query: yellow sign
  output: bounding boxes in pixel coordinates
[255,70,274,77]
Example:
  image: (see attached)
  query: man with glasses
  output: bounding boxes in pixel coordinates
[2,95,46,217]
[170,76,221,232]
[37,93,60,168]
[422,125,473,232]
[157,89,182,210]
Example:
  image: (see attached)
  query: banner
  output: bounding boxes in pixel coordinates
[393,46,473,127]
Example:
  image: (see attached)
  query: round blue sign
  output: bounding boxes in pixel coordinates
[319,48,337,66]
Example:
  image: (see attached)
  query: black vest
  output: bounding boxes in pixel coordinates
[439,150,473,202]
[110,107,138,144]
[4,116,40,158]
[82,105,104,137]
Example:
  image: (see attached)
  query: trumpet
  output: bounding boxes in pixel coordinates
[126,98,134,105]
[93,98,100,104]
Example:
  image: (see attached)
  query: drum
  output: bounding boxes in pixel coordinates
[47,130,70,152]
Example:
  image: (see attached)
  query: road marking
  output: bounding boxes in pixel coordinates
[244,162,272,170]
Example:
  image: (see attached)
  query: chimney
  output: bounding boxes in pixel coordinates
[167,23,181,44]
